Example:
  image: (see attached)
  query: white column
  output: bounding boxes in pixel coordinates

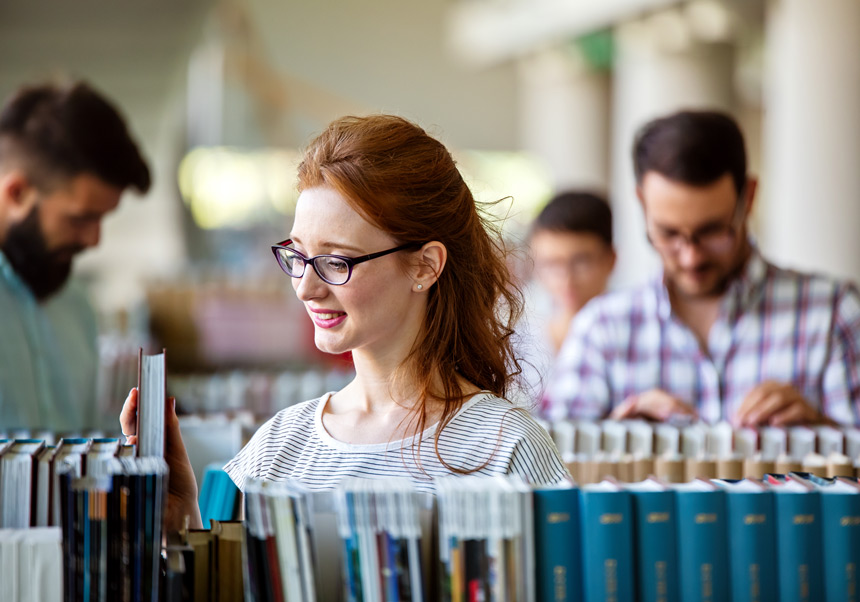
[610,13,736,288]
[517,47,611,192]
[762,0,860,285]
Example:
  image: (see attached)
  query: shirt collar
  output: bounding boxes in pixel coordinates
[0,249,37,303]
[653,238,767,322]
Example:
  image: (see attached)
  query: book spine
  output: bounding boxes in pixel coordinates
[726,492,777,602]
[674,490,729,602]
[630,490,679,602]
[579,490,634,602]
[534,488,581,602]
[774,491,822,602]
[820,492,860,602]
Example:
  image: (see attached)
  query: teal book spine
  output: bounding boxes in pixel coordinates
[821,491,860,602]
[674,490,729,602]
[773,491,822,602]
[630,490,679,602]
[726,491,777,602]
[534,487,582,602]
[579,490,633,602]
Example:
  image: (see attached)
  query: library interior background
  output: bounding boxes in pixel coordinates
[2,0,860,600]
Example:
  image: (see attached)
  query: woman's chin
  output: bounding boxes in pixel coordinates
[314,335,350,357]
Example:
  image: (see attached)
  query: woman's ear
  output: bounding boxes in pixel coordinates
[412,241,447,292]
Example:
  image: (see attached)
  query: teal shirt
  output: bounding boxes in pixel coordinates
[0,250,99,432]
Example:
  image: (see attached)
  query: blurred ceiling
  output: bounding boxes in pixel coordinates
[0,0,214,133]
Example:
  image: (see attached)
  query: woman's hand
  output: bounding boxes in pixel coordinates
[119,388,203,530]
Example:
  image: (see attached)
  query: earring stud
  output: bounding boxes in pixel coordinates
[416,284,423,290]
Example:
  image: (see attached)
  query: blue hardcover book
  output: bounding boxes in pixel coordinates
[767,475,822,602]
[199,464,240,528]
[803,476,860,602]
[714,479,777,602]
[624,478,679,602]
[673,480,729,602]
[534,483,582,602]
[579,480,633,602]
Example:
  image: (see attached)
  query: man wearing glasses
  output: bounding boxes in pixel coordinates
[0,81,150,431]
[544,110,860,427]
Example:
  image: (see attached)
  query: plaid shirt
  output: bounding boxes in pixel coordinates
[543,245,860,425]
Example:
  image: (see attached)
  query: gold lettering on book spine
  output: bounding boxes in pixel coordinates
[840,516,860,527]
[548,512,570,524]
[695,513,717,524]
[749,563,760,601]
[600,513,623,524]
[656,561,667,602]
[605,559,618,602]
[701,563,713,601]
[794,515,814,525]
[799,564,808,599]
[647,512,669,523]
[553,565,566,601]
[744,514,766,525]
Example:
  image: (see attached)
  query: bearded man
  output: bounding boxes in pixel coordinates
[0,81,150,431]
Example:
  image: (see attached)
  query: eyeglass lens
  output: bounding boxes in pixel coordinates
[275,248,352,285]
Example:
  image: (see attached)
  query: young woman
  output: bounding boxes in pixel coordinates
[120,115,568,530]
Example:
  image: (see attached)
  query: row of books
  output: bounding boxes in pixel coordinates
[234,473,860,602]
[541,418,860,483]
[162,519,247,602]
[0,437,135,529]
[562,449,859,485]
[540,418,860,462]
[436,475,534,602]
[57,457,168,602]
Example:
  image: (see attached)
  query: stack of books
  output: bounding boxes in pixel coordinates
[0,437,134,529]
[164,518,247,602]
[436,475,534,602]
[336,478,425,602]
[244,478,316,602]
[542,419,860,484]
[57,457,168,602]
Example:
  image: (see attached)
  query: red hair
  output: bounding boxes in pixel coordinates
[297,115,523,472]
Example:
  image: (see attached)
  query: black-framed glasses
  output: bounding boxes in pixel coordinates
[647,196,746,257]
[271,239,422,285]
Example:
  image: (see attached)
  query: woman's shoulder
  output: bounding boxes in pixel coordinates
[453,393,549,437]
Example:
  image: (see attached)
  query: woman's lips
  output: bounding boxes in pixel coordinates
[309,309,347,328]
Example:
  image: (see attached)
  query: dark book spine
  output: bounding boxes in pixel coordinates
[266,533,284,602]
[130,473,143,602]
[243,520,262,602]
[59,471,74,602]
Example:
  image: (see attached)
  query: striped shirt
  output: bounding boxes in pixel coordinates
[223,391,569,494]
[543,246,860,425]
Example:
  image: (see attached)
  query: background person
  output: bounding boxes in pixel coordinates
[517,191,615,407]
[121,114,569,531]
[544,110,860,427]
[0,81,150,432]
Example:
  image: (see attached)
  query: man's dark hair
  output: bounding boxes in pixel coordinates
[0,81,150,193]
[633,110,747,197]
[533,191,613,246]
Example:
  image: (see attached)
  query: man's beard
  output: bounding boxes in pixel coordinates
[2,205,80,301]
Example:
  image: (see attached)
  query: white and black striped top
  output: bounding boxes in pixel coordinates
[223,391,569,494]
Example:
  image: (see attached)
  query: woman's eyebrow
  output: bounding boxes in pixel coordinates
[289,236,364,253]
